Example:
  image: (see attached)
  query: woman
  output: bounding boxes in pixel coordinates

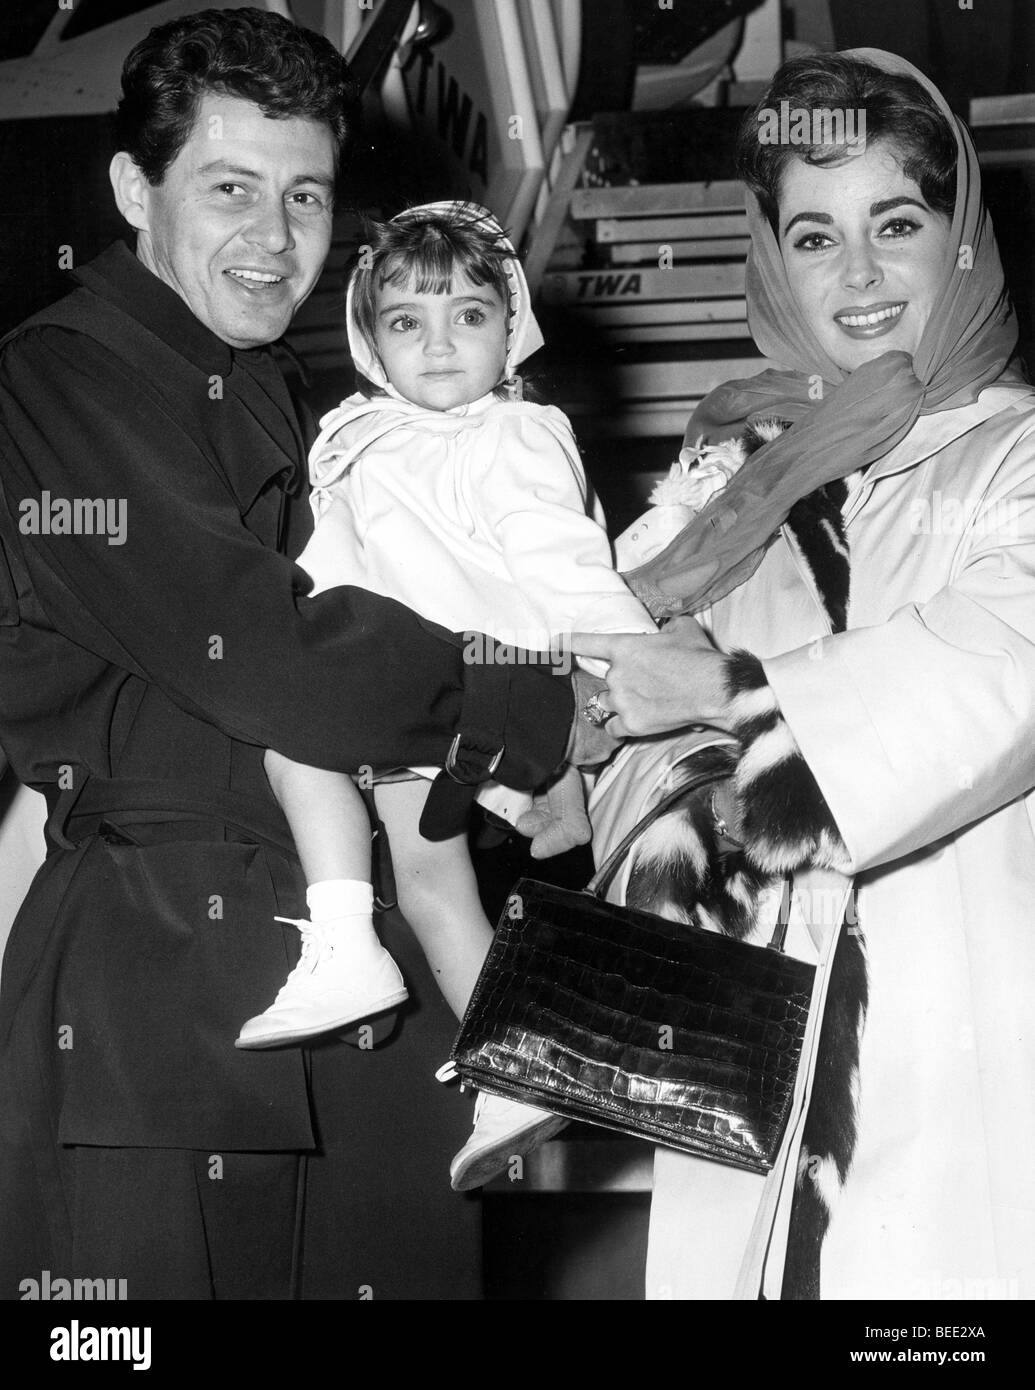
[576,49,1035,1300]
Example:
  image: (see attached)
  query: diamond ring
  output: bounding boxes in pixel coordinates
[582,692,617,727]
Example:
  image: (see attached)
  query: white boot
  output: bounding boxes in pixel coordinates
[450,1090,568,1191]
[235,916,408,1049]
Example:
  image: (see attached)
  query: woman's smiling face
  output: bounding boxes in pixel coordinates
[778,139,953,372]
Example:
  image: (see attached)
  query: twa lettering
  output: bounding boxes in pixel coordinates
[575,273,643,300]
[402,47,489,183]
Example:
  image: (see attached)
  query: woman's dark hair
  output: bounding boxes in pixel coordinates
[350,207,513,358]
[115,6,358,183]
[737,54,958,232]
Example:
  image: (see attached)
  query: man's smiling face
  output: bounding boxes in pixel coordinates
[129,90,336,348]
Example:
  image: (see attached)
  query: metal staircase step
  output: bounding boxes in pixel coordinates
[606,237,750,264]
[556,356,767,402]
[601,321,749,344]
[541,263,745,305]
[570,179,743,220]
[584,299,747,326]
[595,212,747,242]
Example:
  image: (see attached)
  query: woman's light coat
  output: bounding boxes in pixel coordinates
[614,381,1035,1299]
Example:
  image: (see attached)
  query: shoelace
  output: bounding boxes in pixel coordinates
[272,916,331,992]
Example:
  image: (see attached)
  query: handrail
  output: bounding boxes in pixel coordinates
[344,0,421,97]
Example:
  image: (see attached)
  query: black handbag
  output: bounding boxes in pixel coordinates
[451,746,817,1173]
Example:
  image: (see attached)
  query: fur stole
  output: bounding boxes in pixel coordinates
[625,420,868,1300]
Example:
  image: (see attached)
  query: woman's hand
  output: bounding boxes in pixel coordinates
[569,616,733,737]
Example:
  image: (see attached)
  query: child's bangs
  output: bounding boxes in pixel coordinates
[376,228,507,302]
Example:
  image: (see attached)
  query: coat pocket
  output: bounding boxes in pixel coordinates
[49,838,315,1151]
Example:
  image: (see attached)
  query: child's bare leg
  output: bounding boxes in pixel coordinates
[235,752,407,1049]
[374,779,493,1020]
[264,748,371,886]
[374,778,568,1190]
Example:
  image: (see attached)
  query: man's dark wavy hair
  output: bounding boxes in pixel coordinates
[737,54,957,233]
[115,6,358,184]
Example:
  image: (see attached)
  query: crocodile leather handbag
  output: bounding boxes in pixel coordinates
[451,749,817,1173]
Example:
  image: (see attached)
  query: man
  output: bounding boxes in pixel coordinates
[0,8,611,1300]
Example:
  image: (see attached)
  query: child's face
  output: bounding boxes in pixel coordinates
[372,270,508,409]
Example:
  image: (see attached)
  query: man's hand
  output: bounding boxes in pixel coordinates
[569,616,732,737]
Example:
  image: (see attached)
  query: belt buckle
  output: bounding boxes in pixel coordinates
[444,732,505,785]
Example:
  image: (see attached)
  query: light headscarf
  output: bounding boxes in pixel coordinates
[626,49,1022,616]
[344,200,544,402]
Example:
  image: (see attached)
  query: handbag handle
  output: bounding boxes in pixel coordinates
[586,741,738,899]
[584,740,792,950]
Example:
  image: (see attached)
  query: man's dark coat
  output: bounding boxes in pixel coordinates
[0,243,572,1297]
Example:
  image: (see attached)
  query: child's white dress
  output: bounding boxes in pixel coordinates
[298,389,656,822]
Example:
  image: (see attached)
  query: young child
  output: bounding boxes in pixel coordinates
[236,202,655,1189]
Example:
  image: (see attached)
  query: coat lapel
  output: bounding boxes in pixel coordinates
[843,385,1031,526]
